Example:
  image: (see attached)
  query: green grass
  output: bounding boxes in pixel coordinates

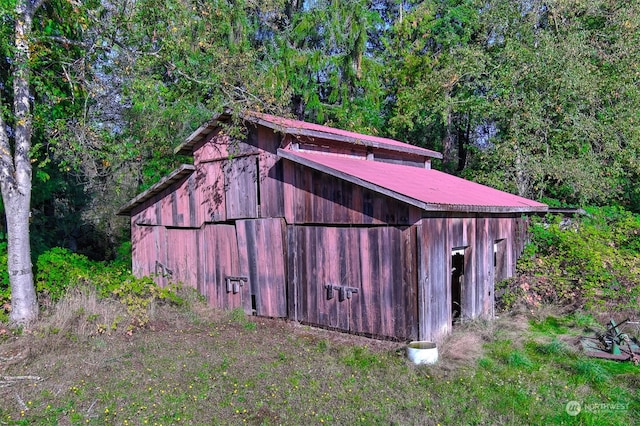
[0,301,638,425]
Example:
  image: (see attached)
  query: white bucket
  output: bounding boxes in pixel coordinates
[407,341,438,365]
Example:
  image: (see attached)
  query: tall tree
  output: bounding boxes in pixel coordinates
[470,0,640,204]
[0,0,96,323]
[385,0,487,171]
[277,0,386,132]
[0,0,44,324]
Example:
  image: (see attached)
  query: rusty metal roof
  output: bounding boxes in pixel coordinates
[121,113,546,217]
[278,150,547,213]
[175,111,442,159]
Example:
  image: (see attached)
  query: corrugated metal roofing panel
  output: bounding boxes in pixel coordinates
[279,150,547,213]
[246,112,442,159]
[174,111,442,159]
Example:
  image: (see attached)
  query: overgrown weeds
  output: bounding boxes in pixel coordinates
[498,206,640,316]
[0,246,184,333]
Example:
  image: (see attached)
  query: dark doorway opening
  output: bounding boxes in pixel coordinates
[451,248,465,324]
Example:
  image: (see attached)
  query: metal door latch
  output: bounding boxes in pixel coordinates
[226,276,248,294]
[155,260,173,278]
[324,284,358,301]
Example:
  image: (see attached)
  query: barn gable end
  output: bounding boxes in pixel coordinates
[118,112,546,342]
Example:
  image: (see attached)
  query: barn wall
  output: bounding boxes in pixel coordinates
[236,218,287,317]
[131,222,167,280]
[164,228,199,289]
[193,131,260,165]
[287,225,418,340]
[417,214,524,342]
[131,175,198,228]
[196,161,226,223]
[283,161,422,226]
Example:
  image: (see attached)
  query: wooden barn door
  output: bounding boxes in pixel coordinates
[165,228,199,289]
[200,220,287,317]
[200,224,250,312]
[289,226,417,340]
[417,219,451,342]
[236,218,287,318]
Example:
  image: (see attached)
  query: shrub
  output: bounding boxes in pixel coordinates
[498,206,640,314]
[0,245,184,331]
[36,247,94,303]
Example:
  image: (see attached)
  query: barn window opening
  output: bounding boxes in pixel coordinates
[494,239,507,285]
[251,294,257,315]
[451,247,466,325]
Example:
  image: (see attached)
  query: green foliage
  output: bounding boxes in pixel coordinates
[575,358,611,384]
[35,247,93,302]
[109,277,182,329]
[499,206,640,313]
[10,246,183,330]
[529,316,569,335]
[533,339,567,356]
[506,350,534,369]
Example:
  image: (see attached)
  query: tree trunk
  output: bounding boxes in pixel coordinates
[442,92,455,171]
[0,0,43,326]
[3,190,36,325]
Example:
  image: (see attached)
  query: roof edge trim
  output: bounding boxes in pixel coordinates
[116,164,196,216]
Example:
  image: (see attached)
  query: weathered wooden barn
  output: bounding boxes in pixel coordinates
[117,111,547,342]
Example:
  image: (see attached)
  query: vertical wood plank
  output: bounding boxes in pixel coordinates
[418,218,450,341]
[165,228,198,288]
[225,156,258,219]
[286,225,298,321]
[475,217,492,317]
[196,161,226,223]
[258,152,285,218]
[417,222,430,340]
[236,219,287,318]
[199,224,245,310]
[462,217,477,319]
[401,225,419,340]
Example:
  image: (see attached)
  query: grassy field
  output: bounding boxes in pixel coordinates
[0,290,638,425]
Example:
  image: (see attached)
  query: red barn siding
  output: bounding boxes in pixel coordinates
[193,132,260,165]
[236,219,287,317]
[199,224,248,311]
[131,223,166,278]
[288,225,418,340]
[165,228,199,288]
[418,218,450,341]
[196,162,226,223]
[283,161,422,226]
[416,214,524,341]
[225,156,259,219]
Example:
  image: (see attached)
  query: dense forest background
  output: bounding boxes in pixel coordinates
[1,0,639,261]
